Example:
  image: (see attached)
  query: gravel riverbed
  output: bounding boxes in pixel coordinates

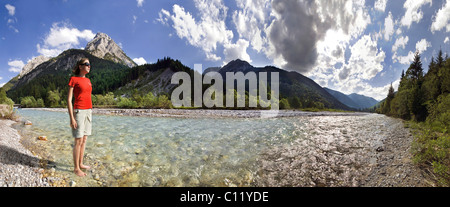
[255,114,432,187]
[0,119,51,187]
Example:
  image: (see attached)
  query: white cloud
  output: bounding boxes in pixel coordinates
[364,79,400,101]
[345,35,386,81]
[5,4,15,16]
[374,0,388,12]
[133,57,147,65]
[232,0,270,53]
[5,4,19,33]
[137,0,145,7]
[37,22,95,57]
[312,34,386,93]
[392,36,409,52]
[384,12,394,41]
[8,60,25,73]
[445,37,450,44]
[431,0,450,33]
[157,9,170,26]
[400,0,432,28]
[393,51,415,65]
[415,38,431,54]
[159,1,234,61]
[391,36,414,64]
[8,25,19,33]
[223,39,251,65]
[314,29,349,74]
[265,0,371,73]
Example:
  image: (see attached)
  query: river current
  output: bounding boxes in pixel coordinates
[15,109,310,186]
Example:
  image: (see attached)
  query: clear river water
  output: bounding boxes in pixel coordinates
[15,109,315,187]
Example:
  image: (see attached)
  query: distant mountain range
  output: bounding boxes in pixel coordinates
[205,59,352,110]
[2,32,379,110]
[324,87,379,109]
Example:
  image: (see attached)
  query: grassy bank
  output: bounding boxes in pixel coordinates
[406,121,450,186]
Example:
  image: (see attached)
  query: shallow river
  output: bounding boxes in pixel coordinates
[14,109,396,187]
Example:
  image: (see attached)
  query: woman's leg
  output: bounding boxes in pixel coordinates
[73,138,86,176]
[79,135,90,170]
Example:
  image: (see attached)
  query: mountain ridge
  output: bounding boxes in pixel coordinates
[206,59,351,110]
[324,87,379,109]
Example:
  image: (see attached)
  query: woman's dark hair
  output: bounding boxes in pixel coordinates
[73,58,89,75]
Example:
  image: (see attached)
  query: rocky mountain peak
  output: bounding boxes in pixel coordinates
[85,32,137,68]
[19,55,51,78]
[220,59,254,73]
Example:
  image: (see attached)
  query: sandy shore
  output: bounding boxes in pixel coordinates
[0,119,50,187]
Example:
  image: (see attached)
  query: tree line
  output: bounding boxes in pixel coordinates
[378,49,450,125]
[378,49,449,186]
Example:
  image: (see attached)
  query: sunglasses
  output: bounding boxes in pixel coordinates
[80,62,91,67]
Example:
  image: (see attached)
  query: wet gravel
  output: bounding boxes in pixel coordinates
[255,114,432,187]
[33,108,368,118]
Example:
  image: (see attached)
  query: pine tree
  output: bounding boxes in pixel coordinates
[423,55,440,101]
[405,52,426,121]
[382,83,395,115]
[399,70,406,89]
[437,48,444,68]
[441,57,450,94]
[406,52,424,83]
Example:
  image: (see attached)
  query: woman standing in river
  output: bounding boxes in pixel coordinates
[67,58,93,177]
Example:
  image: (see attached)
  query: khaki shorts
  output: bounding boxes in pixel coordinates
[72,109,92,138]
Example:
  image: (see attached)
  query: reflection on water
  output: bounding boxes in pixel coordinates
[15,109,308,187]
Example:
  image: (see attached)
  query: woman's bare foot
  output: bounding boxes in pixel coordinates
[74,169,86,177]
[80,164,91,170]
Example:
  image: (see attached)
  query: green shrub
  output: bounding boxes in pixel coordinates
[410,122,450,186]
[156,95,172,109]
[117,97,138,108]
[20,96,37,108]
[141,92,157,108]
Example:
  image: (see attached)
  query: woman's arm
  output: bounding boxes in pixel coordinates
[68,86,77,129]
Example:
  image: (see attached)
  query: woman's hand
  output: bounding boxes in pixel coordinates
[70,118,78,129]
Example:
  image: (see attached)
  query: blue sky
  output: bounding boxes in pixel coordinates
[1,0,450,100]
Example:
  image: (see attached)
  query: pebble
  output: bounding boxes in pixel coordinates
[69,180,76,187]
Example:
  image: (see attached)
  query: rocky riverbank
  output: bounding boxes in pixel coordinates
[255,114,433,187]
[0,119,50,187]
[26,108,368,118]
